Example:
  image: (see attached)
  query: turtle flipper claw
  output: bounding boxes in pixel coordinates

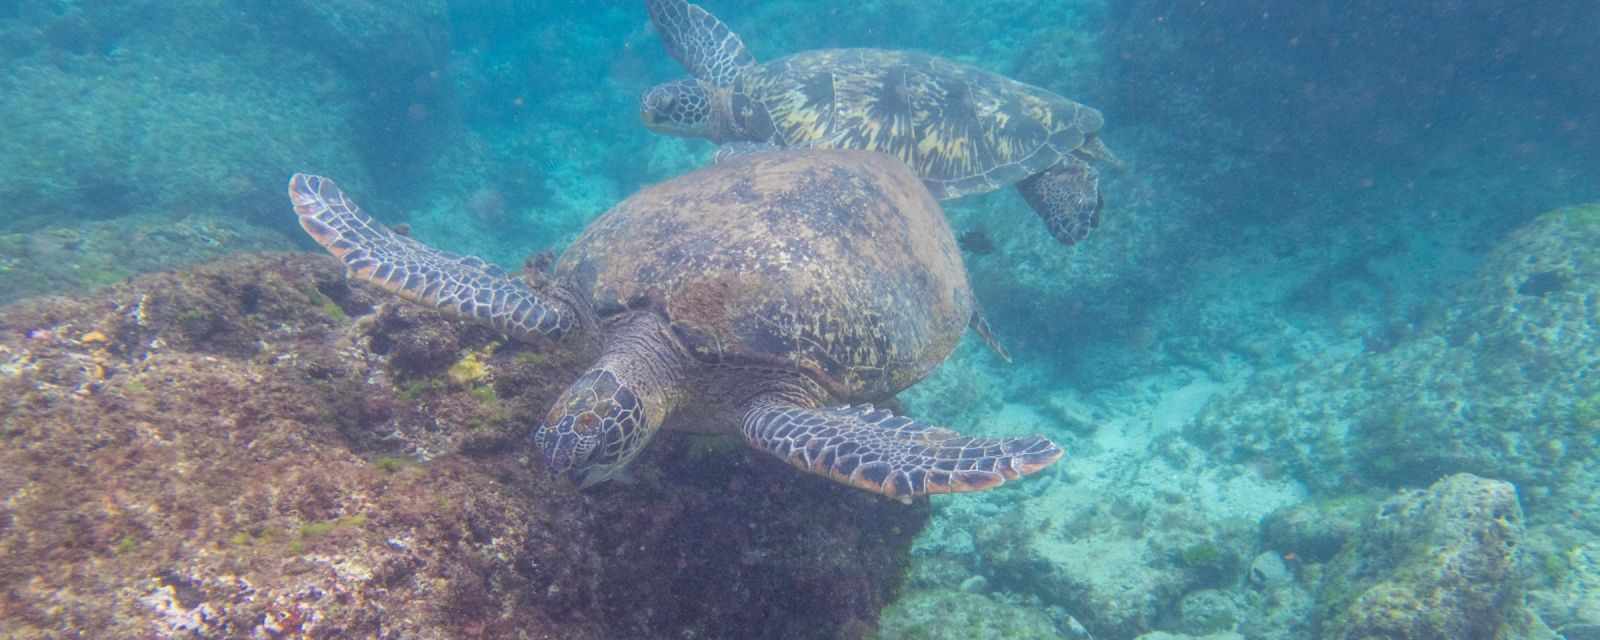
[741,400,1063,503]
[287,173,581,341]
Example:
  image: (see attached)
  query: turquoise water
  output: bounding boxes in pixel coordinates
[2,1,1597,638]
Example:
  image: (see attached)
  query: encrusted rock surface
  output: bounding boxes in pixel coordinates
[0,252,925,639]
[1317,473,1525,640]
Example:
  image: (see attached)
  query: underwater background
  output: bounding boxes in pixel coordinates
[1,1,1598,638]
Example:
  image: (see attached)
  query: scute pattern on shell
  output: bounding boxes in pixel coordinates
[742,49,1105,199]
[554,150,971,399]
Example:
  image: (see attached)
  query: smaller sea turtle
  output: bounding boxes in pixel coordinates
[640,0,1122,247]
[287,150,1063,501]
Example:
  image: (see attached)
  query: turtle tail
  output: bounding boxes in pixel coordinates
[287,174,586,341]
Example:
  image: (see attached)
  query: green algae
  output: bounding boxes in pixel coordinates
[447,350,490,387]
[468,384,497,404]
[398,378,441,401]
[1576,392,1600,430]
[320,299,347,321]
[300,514,367,539]
[300,285,348,322]
[177,309,210,325]
[1538,549,1572,585]
[373,455,412,474]
[1181,542,1225,569]
[513,351,550,368]
[227,515,369,555]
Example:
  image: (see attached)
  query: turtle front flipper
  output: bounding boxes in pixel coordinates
[287,173,585,341]
[1016,156,1103,247]
[741,401,1063,503]
[646,0,755,87]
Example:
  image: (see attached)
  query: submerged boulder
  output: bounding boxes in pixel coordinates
[1317,474,1525,640]
[0,252,924,639]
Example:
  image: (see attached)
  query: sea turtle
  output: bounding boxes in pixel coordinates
[640,0,1122,247]
[287,150,1063,501]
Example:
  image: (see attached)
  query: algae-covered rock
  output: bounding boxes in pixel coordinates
[1133,632,1244,640]
[1317,474,1525,640]
[1134,632,1244,640]
[875,589,1068,640]
[0,252,924,639]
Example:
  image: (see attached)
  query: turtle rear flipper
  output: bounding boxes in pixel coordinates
[741,401,1062,503]
[647,0,755,87]
[969,304,1011,363]
[1077,135,1126,172]
[287,174,583,341]
[1016,156,1103,247]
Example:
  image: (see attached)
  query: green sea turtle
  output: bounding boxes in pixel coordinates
[287,150,1063,501]
[640,0,1121,247]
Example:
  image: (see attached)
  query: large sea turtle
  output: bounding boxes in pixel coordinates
[287,150,1063,501]
[640,0,1121,247]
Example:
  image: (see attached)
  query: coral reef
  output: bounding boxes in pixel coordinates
[0,213,292,306]
[0,253,924,639]
[1186,204,1600,498]
[874,589,1075,639]
[0,1,384,236]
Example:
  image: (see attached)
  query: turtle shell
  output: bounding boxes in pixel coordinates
[739,49,1105,200]
[554,150,971,399]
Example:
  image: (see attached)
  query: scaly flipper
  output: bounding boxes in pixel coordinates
[646,0,755,87]
[1016,156,1103,247]
[741,401,1063,502]
[287,173,581,340]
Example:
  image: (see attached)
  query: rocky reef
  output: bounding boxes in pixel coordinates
[1186,204,1600,501]
[0,252,924,639]
[1161,205,1600,638]
[878,205,1600,640]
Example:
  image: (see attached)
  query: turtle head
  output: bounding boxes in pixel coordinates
[641,79,717,140]
[533,368,653,487]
